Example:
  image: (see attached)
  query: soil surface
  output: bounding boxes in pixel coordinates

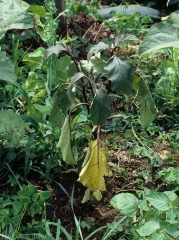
[29,138,178,239]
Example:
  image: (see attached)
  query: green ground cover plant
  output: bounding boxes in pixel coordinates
[0,0,179,238]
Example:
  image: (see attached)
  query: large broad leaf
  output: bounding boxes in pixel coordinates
[87,42,109,60]
[78,140,110,192]
[88,89,111,125]
[146,193,170,211]
[0,110,30,146]
[0,0,33,39]
[137,221,160,237]
[110,193,138,216]
[104,56,136,95]
[0,51,17,83]
[138,22,179,56]
[56,115,78,164]
[136,79,157,128]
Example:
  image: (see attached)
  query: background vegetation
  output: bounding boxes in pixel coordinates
[0,0,179,239]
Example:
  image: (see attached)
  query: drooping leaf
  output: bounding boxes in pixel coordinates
[136,79,157,128]
[43,45,68,61]
[137,221,160,237]
[167,0,179,6]
[138,22,179,56]
[56,55,71,82]
[0,51,17,83]
[104,56,136,95]
[67,61,78,78]
[49,89,65,127]
[110,193,138,216]
[78,140,110,192]
[57,115,78,164]
[67,72,85,105]
[0,110,30,146]
[0,0,33,39]
[146,193,170,211]
[87,42,109,60]
[88,89,111,125]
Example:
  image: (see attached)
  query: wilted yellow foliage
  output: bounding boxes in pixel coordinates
[78,139,110,192]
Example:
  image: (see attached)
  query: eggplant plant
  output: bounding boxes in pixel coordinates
[42,35,157,200]
[0,0,158,200]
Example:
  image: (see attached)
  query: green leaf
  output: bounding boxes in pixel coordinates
[0,51,17,83]
[137,221,160,237]
[12,201,23,215]
[23,47,46,71]
[33,104,51,115]
[49,89,65,127]
[93,190,102,201]
[146,193,170,211]
[150,233,167,240]
[110,193,138,216]
[56,55,71,82]
[67,61,78,78]
[81,188,91,203]
[37,191,51,205]
[12,214,23,225]
[164,191,177,202]
[43,45,67,61]
[167,0,179,6]
[57,115,78,164]
[87,42,109,60]
[18,185,36,198]
[160,221,179,238]
[28,5,46,18]
[67,72,85,105]
[104,56,136,95]
[136,79,157,128]
[138,22,179,56]
[171,10,179,27]
[81,53,107,75]
[0,110,30,146]
[0,0,33,39]
[88,89,111,125]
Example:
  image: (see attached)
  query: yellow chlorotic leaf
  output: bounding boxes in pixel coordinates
[78,140,110,192]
